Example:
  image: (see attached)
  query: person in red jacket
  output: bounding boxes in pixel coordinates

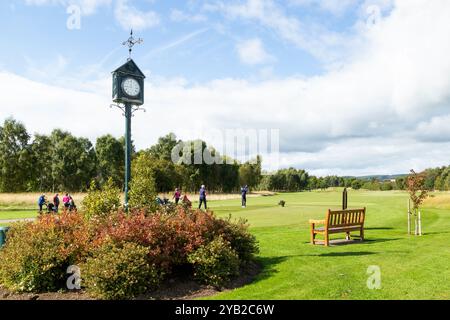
[173,188,181,204]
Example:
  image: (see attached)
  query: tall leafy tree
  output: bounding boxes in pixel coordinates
[148,132,180,161]
[239,156,262,188]
[95,134,124,188]
[29,134,53,191]
[50,130,96,192]
[0,118,32,192]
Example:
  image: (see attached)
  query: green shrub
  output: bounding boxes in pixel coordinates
[0,206,256,297]
[218,217,259,265]
[128,153,158,212]
[187,236,239,288]
[209,215,259,265]
[0,213,90,292]
[82,178,121,220]
[82,241,163,300]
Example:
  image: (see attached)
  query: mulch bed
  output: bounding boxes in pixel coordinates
[0,262,261,300]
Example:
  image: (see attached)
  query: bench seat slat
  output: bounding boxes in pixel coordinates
[314,226,362,233]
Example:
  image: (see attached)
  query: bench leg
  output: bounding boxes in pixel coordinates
[346,232,351,241]
[310,224,315,245]
[324,232,329,247]
[360,228,364,241]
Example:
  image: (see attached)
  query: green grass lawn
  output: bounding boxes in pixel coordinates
[193,190,450,300]
[0,210,38,221]
[1,190,449,299]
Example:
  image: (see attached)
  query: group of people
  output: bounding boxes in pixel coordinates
[37,193,77,214]
[38,185,250,213]
[169,184,249,210]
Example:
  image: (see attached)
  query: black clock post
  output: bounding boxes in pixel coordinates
[111,30,145,211]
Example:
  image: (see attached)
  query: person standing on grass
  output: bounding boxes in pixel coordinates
[173,188,181,204]
[199,185,207,210]
[241,185,248,208]
[69,196,77,212]
[53,193,60,213]
[63,193,70,211]
[38,194,46,213]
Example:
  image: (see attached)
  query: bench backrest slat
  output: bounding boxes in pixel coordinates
[326,208,365,227]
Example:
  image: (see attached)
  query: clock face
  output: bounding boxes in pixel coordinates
[121,78,140,97]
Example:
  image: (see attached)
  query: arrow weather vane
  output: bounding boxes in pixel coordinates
[122,29,143,59]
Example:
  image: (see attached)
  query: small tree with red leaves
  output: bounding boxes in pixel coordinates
[406,169,428,235]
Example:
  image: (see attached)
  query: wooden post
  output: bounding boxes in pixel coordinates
[407,199,411,235]
[342,188,348,210]
[418,210,422,236]
[414,209,418,235]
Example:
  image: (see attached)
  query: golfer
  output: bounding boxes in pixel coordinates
[241,185,248,208]
[199,185,207,210]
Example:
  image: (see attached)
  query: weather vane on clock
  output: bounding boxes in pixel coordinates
[122,29,143,59]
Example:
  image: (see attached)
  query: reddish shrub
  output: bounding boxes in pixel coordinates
[92,207,221,270]
[0,212,90,292]
[0,206,258,298]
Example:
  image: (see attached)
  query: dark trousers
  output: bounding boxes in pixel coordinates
[175,198,180,204]
[199,198,207,209]
[39,204,43,212]
[242,196,247,207]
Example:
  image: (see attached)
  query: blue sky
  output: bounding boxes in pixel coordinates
[0,0,360,82]
[1,0,450,176]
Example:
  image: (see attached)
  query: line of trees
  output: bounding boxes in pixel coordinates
[0,118,262,193]
[1,117,449,194]
[258,169,450,192]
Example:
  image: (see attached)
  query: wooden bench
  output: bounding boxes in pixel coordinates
[309,208,366,246]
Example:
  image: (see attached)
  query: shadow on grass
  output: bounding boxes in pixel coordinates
[252,256,288,282]
[365,227,394,230]
[360,238,401,244]
[249,251,378,285]
[302,237,400,246]
[316,251,376,257]
[417,231,450,236]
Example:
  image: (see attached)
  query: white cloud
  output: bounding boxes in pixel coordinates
[206,0,357,64]
[170,9,207,23]
[143,28,209,60]
[114,0,160,31]
[236,38,274,65]
[24,54,69,81]
[416,115,450,142]
[0,71,114,141]
[23,0,111,15]
[289,0,359,16]
[2,0,450,176]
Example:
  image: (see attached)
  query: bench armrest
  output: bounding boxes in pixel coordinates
[309,219,326,225]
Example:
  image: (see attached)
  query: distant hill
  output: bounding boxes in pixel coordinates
[344,174,407,181]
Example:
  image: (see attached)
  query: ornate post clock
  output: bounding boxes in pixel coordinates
[111,30,145,211]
